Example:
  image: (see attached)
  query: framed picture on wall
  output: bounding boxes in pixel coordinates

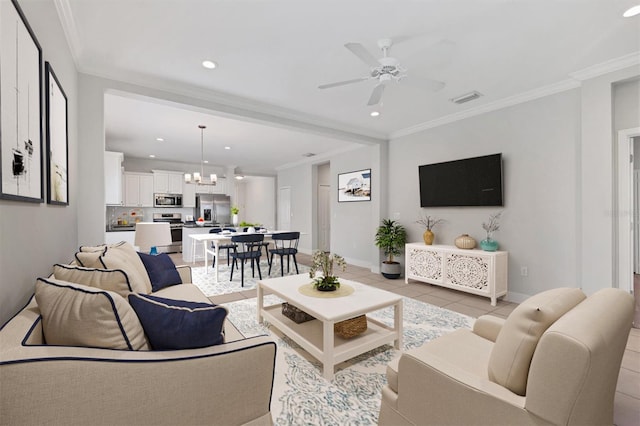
[45,62,69,205]
[0,0,43,203]
[338,168,371,202]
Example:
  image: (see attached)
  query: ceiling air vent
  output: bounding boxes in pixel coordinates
[450,91,483,105]
[302,153,316,157]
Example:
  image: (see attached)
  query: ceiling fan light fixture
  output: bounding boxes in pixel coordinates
[370,111,380,117]
[623,5,640,17]
[235,175,244,180]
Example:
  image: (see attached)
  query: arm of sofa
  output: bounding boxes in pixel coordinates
[1,333,276,426]
[176,264,192,283]
[472,314,505,342]
[380,350,535,426]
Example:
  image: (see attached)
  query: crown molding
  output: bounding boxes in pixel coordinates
[53,0,82,67]
[390,79,580,139]
[569,52,640,81]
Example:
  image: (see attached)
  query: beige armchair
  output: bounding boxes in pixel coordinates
[378,288,634,426]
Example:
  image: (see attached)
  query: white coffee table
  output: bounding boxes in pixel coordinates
[257,274,403,380]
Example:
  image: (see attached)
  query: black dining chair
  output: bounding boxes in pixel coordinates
[229,233,265,287]
[243,226,271,263]
[268,232,300,277]
[208,227,236,267]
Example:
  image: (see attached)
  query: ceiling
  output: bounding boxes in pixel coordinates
[56,0,640,175]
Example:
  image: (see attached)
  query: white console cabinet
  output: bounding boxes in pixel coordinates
[405,243,508,306]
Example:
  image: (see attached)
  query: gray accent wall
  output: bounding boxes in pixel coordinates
[0,0,78,324]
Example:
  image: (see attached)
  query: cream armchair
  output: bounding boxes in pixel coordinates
[378,288,634,426]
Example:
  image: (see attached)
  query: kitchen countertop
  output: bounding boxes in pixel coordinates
[106,225,136,232]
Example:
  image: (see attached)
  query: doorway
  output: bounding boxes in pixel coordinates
[317,163,331,252]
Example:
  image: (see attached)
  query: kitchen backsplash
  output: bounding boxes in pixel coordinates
[106,206,196,226]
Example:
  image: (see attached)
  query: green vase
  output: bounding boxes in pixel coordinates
[480,238,499,252]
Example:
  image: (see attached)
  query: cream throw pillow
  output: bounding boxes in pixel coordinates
[488,287,586,395]
[99,243,152,294]
[53,264,133,298]
[35,278,149,351]
[74,250,105,268]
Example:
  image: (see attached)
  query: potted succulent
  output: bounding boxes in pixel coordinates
[309,250,347,291]
[416,214,444,245]
[374,219,407,279]
[231,206,239,226]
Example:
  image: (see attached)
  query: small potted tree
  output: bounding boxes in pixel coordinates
[375,219,407,279]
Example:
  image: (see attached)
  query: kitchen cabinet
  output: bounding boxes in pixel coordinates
[105,151,124,205]
[405,243,508,306]
[183,181,197,208]
[123,172,154,207]
[153,170,184,194]
[195,177,227,195]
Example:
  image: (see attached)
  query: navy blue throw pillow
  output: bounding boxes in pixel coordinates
[128,293,227,350]
[137,252,182,292]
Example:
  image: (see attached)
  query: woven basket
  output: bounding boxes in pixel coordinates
[334,315,367,338]
[281,302,315,324]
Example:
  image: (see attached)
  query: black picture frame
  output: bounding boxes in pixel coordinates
[338,168,371,202]
[0,0,43,203]
[45,62,69,205]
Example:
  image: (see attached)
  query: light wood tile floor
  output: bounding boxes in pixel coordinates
[172,252,640,425]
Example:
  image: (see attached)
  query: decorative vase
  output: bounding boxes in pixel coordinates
[480,238,499,252]
[423,229,435,245]
[455,234,477,249]
[232,214,238,226]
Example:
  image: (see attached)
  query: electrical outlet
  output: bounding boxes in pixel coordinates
[521,266,528,277]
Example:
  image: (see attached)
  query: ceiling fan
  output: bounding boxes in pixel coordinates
[318,38,446,106]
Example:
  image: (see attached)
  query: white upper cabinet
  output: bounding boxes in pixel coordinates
[124,172,154,207]
[168,173,183,194]
[195,178,227,195]
[153,170,184,194]
[183,180,197,207]
[105,151,123,205]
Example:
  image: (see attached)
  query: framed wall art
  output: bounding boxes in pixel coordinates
[45,62,69,205]
[338,168,371,202]
[0,0,43,203]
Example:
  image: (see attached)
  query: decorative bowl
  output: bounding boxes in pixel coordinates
[196,221,205,227]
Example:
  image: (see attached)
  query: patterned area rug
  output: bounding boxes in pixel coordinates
[223,295,474,425]
[191,262,310,296]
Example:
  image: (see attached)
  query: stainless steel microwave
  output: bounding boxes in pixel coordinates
[154,193,182,208]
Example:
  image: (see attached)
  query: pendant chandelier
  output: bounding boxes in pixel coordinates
[184,124,217,186]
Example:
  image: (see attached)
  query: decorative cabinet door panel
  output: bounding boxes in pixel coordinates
[407,247,443,283]
[445,254,489,290]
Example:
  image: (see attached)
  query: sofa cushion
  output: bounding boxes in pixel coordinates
[99,243,153,294]
[52,264,133,297]
[74,250,104,268]
[35,278,149,351]
[488,287,586,395]
[137,252,182,292]
[128,293,227,350]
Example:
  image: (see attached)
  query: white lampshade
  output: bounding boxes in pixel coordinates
[194,172,201,183]
[134,222,172,254]
[184,173,192,183]
[210,173,217,183]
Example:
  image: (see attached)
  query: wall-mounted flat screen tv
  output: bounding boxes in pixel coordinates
[419,153,503,207]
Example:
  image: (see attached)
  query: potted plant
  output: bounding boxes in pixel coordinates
[481,212,502,251]
[308,250,347,291]
[375,219,407,279]
[231,206,239,226]
[416,214,444,245]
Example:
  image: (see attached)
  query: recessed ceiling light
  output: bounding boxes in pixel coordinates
[149,154,156,158]
[235,175,244,180]
[370,111,380,117]
[203,160,209,164]
[224,146,231,150]
[202,60,217,69]
[156,137,164,142]
[623,5,640,17]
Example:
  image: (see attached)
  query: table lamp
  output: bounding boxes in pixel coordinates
[134,222,171,255]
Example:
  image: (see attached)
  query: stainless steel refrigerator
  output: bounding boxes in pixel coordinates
[195,194,231,225]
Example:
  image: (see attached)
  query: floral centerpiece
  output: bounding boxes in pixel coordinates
[481,211,502,251]
[308,250,347,291]
[416,214,445,245]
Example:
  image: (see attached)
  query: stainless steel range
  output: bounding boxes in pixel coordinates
[152,213,183,253]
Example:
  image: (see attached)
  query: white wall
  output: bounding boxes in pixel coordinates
[0,0,78,324]
[236,176,276,229]
[277,165,313,253]
[389,89,581,300]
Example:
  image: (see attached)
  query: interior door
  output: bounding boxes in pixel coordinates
[318,184,330,251]
[278,186,291,231]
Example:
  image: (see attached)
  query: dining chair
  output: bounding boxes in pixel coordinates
[268,232,300,277]
[229,234,265,287]
[207,227,236,267]
[243,226,271,263]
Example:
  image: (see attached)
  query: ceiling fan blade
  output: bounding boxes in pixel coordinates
[402,75,446,92]
[318,76,369,89]
[367,84,385,106]
[344,43,379,68]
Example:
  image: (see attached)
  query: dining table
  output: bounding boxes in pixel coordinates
[188,230,292,283]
